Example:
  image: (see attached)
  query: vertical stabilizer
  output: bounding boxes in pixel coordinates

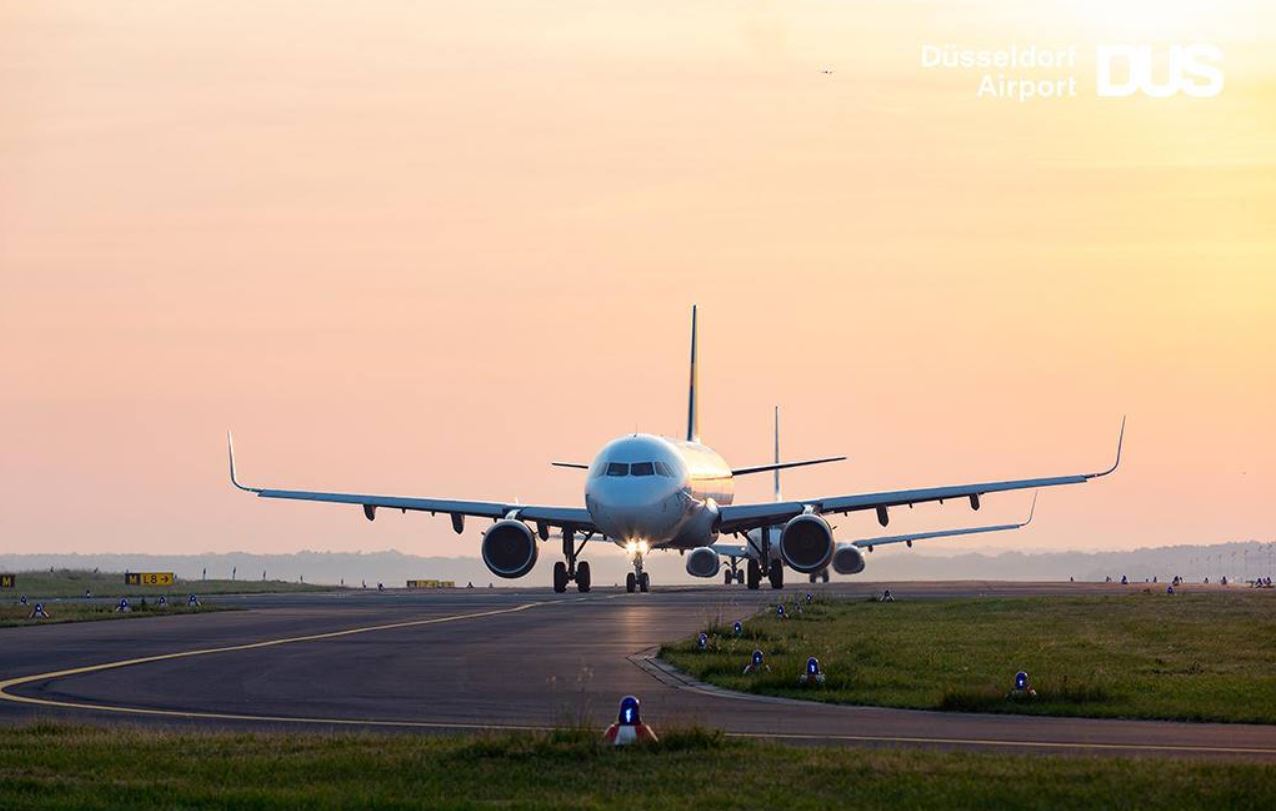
[773,406,782,501]
[686,305,699,442]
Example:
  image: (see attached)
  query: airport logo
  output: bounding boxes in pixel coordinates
[1096,44,1224,98]
[920,43,1225,102]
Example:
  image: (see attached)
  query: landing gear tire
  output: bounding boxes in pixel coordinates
[639,572,650,593]
[746,559,761,590]
[576,561,591,593]
[821,569,830,583]
[724,569,734,586]
[736,571,745,584]
[809,573,817,584]
[553,562,569,593]
[769,562,784,590]
[626,572,636,593]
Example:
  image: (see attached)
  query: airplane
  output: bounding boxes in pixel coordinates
[229,306,1123,594]
[704,407,1040,588]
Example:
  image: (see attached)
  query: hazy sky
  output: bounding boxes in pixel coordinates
[3,1,1274,558]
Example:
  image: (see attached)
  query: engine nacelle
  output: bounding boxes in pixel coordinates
[685,546,721,579]
[779,514,835,573]
[481,520,538,578]
[832,543,866,575]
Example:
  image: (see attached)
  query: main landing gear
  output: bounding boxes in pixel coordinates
[745,527,785,590]
[745,558,784,590]
[626,554,650,593]
[553,530,591,593]
[808,568,830,583]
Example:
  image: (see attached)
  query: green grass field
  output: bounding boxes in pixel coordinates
[0,724,1272,810]
[662,590,1276,724]
[0,569,332,600]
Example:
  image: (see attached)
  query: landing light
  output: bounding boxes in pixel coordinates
[625,541,637,554]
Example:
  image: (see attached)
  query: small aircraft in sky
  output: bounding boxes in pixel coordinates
[230,306,1122,593]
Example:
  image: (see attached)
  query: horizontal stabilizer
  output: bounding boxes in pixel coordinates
[732,456,845,477]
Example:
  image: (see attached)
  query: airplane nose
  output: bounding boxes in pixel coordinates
[588,479,681,541]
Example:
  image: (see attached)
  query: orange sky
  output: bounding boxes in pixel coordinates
[2,1,1274,556]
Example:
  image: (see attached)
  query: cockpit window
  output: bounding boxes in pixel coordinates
[606,462,629,477]
[654,460,673,477]
[630,462,655,477]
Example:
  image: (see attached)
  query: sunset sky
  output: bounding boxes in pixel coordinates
[3,1,1274,559]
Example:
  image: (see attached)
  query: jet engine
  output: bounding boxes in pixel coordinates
[779,514,835,573]
[685,546,721,579]
[832,543,866,575]
[481,520,539,578]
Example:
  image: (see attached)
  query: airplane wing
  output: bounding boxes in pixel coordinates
[717,420,1122,535]
[228,433,597,534]
[850,493,1036,549]
[712,495,1035,557]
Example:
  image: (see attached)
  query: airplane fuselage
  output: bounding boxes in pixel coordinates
[583,433,733,552]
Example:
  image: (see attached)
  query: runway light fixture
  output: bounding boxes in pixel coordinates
[697,632,708,650]
[733,621,743,636]
[1015,671,1029,690]
[602,695,659,746]
[799,655,827,686]
[776,604,786,619]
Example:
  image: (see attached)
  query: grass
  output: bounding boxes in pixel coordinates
[0,569,332,600]
[0,723,1272,810]
[662,590,1276,724]
[0,601,227,628]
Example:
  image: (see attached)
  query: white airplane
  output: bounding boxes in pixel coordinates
[706,407,1040,588]
[229,306,1123,594]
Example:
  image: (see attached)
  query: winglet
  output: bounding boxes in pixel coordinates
[1022,492,1038,527]
[686,305,699,443]
[1089,416,1125,478]
[227,431,259,493]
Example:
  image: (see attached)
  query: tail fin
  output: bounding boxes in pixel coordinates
[686,305,699,442]
[773,406,782,502]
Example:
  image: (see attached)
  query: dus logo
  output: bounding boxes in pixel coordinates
[1096,44,1224,98]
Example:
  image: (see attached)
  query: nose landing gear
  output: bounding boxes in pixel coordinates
[626,554,649,593]
[553,530,592,593]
